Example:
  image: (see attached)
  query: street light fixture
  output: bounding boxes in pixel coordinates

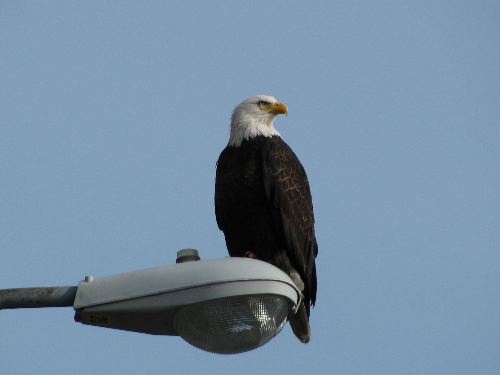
[0,250,301,354]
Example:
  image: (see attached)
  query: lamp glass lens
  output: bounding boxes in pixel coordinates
[173,294,290,354]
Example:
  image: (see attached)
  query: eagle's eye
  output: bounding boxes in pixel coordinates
[257,100,270,107]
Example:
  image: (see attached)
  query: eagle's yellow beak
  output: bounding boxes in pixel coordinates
[262,102,288,116]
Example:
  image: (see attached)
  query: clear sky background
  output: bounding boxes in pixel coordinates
[1,1,499,374]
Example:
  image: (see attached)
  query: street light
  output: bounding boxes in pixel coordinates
[0,250,301,354]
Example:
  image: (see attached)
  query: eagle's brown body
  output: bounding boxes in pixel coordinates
[215,134,318,342]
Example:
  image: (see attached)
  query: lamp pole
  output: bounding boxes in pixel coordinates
[0,286,77,309]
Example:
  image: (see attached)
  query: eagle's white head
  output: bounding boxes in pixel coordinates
[229,95,288,147]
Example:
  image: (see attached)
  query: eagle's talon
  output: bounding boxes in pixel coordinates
[244,251,257,259]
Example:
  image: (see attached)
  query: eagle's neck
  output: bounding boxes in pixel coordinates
[228,115,280,147]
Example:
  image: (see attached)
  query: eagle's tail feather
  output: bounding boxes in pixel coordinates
[288,301,311,343]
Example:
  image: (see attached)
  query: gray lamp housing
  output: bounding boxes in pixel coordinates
[73,257,300,354]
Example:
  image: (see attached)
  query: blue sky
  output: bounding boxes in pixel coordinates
[1,1,499,374]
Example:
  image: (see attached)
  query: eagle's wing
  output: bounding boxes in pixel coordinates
[261,138,318,312]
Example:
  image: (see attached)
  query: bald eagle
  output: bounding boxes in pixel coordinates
[215,95,318,343]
